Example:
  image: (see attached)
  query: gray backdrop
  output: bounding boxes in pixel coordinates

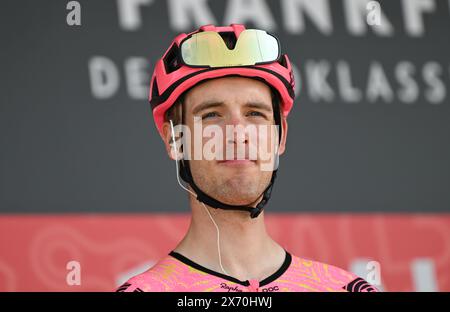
[1,0,449,213]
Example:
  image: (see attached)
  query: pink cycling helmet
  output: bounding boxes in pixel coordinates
[149,23,296,138]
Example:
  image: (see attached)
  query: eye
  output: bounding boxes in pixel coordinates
[247,111,266,118]
[201,111,219,120]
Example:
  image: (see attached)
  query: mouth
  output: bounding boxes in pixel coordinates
[217,159,257,166]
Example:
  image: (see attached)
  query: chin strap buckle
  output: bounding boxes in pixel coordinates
[250,207,262,219]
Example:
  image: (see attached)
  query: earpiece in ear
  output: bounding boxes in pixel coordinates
[169,120,183,161]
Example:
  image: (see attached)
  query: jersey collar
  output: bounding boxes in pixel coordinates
[168,249,292,287]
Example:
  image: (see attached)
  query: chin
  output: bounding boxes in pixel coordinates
[222,178,259,197]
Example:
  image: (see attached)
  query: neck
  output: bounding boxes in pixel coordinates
[173,194,285,281]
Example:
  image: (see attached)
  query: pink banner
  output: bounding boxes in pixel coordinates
[0,214,448,291]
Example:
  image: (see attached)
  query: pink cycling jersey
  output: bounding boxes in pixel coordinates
[116,249,378,292]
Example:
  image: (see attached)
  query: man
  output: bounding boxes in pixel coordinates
[117,24,377,292]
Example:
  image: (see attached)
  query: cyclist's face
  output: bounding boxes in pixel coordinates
[181,77,287,206]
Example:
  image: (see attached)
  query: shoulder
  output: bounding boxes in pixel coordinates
[115,255,180,292]
[116,272,163,292]
[115,253,209,292]
[288,254,379,292]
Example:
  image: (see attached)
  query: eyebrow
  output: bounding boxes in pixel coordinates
[192,100,272,115]
[192,101,223,115]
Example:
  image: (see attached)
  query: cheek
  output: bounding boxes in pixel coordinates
[256,125,278,150]
[188,160,205,181]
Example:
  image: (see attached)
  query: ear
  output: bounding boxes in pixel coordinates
[277,117,288,155]
[162,121,177,161]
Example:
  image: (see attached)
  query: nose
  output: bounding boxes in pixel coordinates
[226,129,248,145]
[225,113,249,145]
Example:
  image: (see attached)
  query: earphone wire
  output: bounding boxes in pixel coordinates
[169,120,229,276]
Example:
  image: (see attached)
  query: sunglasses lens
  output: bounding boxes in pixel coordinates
[181,29,280,67]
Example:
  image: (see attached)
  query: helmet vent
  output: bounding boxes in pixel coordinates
[163,44,182,73]
[278,54,288,68]
[151,78,159,98]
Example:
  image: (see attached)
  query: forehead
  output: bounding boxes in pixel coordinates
[185,77,272,108]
